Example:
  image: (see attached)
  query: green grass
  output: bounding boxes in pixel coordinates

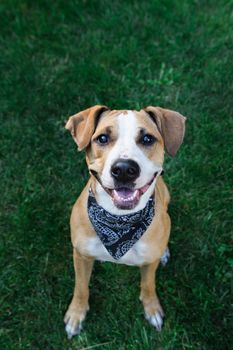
[0,0,232,349]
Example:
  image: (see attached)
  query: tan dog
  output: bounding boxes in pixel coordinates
[64,105,186,339]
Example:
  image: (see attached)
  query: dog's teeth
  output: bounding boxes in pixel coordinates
[112,189,140,207]
[121,195,134,202]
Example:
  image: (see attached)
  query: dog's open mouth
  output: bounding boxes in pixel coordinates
[90,169,163,210]
[111,188,140,209]
[108,177,156,210]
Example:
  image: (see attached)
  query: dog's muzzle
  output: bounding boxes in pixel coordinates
[90,160,163,210]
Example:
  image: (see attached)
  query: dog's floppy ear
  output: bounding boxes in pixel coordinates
[144,106,186,156]
[65,105,109,151]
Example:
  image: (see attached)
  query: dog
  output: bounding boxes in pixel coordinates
[64,105,186,339]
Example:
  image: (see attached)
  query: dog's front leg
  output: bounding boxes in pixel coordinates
[64,249,94,339]
[139,260,164,331]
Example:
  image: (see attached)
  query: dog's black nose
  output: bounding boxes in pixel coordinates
[111,159,140,183]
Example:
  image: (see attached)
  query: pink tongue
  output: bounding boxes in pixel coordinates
[112,188,140,205]
[116,188,134,199]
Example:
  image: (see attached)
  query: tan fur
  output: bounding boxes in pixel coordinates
[144,106,186,156]
[64,106,186,337]
[65,105,108,150]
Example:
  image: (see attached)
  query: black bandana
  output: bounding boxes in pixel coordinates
[87,190,155,260]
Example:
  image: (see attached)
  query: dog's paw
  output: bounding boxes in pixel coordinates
[64,307,86,339]
[145,309,164,331]
[160,247,170,267]
[65,320,82,339]
[142,299,164,332]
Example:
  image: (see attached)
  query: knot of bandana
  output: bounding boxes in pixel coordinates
[87,190,155,260]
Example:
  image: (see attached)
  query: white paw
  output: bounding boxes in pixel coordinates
[64,303,88,339]
[65,320,82,339]
[145,310,164,331]
[160,247,170,267]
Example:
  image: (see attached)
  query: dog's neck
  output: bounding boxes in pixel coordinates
[87,190,155,260]
[91,178,157,216]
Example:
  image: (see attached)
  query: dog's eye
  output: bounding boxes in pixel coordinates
[140,134,156,146]
[96,134,109,145]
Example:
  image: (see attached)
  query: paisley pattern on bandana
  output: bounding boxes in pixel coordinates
[87,190,155,260]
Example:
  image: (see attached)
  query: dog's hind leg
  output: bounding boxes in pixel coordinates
[64,249,94,339]
[139,259,164,331]
[160,247,170,266]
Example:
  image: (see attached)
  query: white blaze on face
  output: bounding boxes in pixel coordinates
[101,111,161,189]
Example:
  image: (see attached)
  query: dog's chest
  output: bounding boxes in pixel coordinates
[84,235,149,266]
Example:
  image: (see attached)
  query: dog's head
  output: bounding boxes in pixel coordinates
[66,105,186,210]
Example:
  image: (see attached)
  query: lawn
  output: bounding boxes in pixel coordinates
[0,0,232,349]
